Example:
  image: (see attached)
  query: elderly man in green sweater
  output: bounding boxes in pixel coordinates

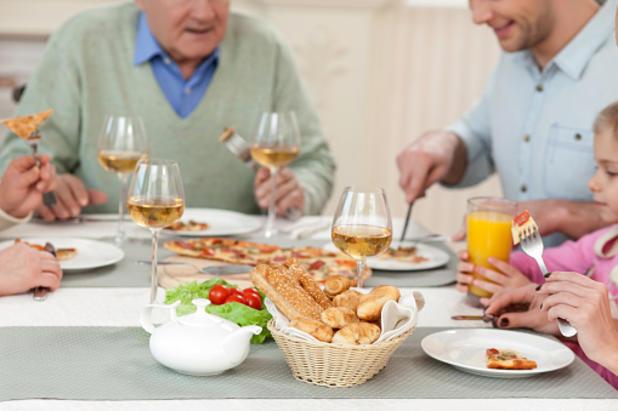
[0,0,336,221]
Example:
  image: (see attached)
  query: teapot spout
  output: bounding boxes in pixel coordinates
[221,325,262,366]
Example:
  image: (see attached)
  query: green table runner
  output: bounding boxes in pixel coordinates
[0,327,614,401]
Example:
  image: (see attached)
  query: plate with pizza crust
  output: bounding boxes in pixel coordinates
[0,238,124,271]
[324,241,449,271]
[421,328,575,378]
[162,208,262,237]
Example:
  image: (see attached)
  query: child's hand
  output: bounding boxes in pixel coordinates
[456,251,532,294]
[0,155,56,218]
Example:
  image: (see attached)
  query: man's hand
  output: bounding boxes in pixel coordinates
[0,155,56,219]
[36,174,108,221]
[0,243,63,296]
[519,199,618,239]
[484,283,559,335]
[456,251,531,294]
[396,131,466,203]
[254,168,305,216]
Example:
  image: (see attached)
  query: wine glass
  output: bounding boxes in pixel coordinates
[250,112,301,238]
[97,115,149,244]
[331,187,393,287]
[127,159,185,303]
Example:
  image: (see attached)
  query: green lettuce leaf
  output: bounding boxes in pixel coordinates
[164,279,271,344]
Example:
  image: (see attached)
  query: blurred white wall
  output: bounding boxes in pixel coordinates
[0,0,503,234]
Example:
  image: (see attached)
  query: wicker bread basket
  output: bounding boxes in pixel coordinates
[268,320,414,388]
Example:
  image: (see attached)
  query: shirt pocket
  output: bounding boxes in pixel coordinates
[543,124,595,200]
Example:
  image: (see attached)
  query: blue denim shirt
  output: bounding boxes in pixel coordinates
[134,13,219,118]
[448,0,618,206]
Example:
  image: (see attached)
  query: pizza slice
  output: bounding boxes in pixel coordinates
[166,220,209,232]
[14,239,77,261]
[486,348,537,370]
[380,245,429,263]
[1,109,53,141]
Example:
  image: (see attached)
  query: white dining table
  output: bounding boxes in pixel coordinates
[0,215,615,411]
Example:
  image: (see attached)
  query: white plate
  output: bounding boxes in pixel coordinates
[162,208,262,237]
[0,238,124,271]
[324,241,449,271]
[421,328,575,378]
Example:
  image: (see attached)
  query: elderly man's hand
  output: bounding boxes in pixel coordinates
[539,272,618,369]
[0,243,63,296]
[254,168,305,216]
[36,174,108,221]
[484,283,559,335]
[396,130,464,203]
[0,155,57,218]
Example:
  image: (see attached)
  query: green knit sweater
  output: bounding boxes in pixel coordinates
[0,3,335,215]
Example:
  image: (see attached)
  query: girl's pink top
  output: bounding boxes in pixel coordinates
[510,225,618,389]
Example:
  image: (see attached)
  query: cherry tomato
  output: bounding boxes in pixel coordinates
[229,288,243,298]
[208,285,231,305]
[242,288,261,300]
[225,293,246,305]
[243,293,262,310]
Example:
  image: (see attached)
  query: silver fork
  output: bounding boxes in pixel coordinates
[519,227,577,337]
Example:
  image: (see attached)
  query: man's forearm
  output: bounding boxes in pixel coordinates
[442,133,468,185]
[548,200,617,239]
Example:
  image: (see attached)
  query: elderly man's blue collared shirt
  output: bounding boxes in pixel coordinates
[134,13,219,118]
[448,0,618,207]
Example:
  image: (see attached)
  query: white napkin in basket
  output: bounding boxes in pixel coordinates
[265,289,422,344]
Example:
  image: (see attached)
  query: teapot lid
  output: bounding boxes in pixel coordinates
[177,298,238,331]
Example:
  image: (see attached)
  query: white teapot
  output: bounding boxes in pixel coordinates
[140,298,262,376]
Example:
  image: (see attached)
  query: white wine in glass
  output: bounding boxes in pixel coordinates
[97,115,149,244]
[128,159,185,303]
[250,112,301,238]
[331,187,392,287]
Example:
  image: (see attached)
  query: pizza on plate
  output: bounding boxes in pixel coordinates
[164,237,365,282]
[486,348,537,370]
[15,239,77,261]
[379,245,429,263]
[1,109,53,141]
[166,220,210,232]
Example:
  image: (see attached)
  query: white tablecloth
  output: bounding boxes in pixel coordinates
[0,216,615,410]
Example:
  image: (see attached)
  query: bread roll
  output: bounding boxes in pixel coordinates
[332,322,381,345]
[357,286,400,322]
[324,275,351,297]
[320,306,358,329]
[333,290,362,311]
[290,318,334,343]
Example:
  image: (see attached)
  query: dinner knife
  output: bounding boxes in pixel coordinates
[399,202,414,243]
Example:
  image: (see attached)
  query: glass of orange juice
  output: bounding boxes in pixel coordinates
[466,197,516,305]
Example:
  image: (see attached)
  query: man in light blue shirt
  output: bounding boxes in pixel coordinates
[397,0,618,244]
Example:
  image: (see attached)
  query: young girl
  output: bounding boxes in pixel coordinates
[459,102,618,387]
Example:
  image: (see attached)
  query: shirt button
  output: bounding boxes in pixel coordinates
[520,184,528,193]
[523,134,530,143]
[535,84,544,92]
[575,133,582,141]
[184,88,192,94]
[164,57,171,65]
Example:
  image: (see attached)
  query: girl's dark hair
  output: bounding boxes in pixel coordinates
[594,101,618,137]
